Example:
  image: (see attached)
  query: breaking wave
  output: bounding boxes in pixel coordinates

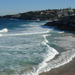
[0,29,50,37]
[25,34,59,75]
[39,35,75,74]
[39,49,75,73]
[0,28,8,33]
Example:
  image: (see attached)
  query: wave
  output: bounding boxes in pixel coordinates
[0,34,3,36]
[28,34,75,75]
[10,19,19,21]
[20,21,46,27]
[16,33,59,75]
[37,34,59,74]
[0,29,50,37]
[0,28,8,33]
[21,24,38,27]
[39,49,75,73]
[27,34,59,75]
[38,35,75,74]
[58,31,64,34]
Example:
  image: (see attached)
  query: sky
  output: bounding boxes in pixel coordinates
[0,0,75,16]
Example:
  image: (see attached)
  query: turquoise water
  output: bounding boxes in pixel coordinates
[0,19,75,75]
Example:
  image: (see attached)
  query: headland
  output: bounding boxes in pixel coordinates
[0,8,75,21]
[44,16,75,33]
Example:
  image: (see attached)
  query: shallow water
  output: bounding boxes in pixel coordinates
[0,19,75,75]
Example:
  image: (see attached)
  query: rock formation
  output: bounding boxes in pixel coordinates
[45,16,75,32]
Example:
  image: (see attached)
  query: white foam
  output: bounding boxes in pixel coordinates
[0,28,8,33]
[21,24,38,27]
[29,35,75,75]
[21,34,59,75]
[39,49,75,73]
[0,31,59,75]
[36,34,59,74]
[0,34,3,36]
[58,31,64,34]
[10,19,19,20]
[38,36,75,74]
[0,29,50,37]
[43,34,51,43]
[54,36,75,50]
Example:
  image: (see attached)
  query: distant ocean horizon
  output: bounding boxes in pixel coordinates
[0,18,75,75]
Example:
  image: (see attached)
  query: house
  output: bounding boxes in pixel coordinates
[68,9,74,13]
[40,12,44,15]
[1,16,3,18]
[67,9,74,16]
[57,11,63,17]
[63,11,68,16]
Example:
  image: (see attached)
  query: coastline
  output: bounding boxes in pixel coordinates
[39,57,75,75]
[39,33,75,75]
[44,16,75,33]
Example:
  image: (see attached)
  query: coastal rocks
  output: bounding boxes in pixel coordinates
[45,18,75,32]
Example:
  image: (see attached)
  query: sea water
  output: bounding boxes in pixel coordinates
[0,18,75,75]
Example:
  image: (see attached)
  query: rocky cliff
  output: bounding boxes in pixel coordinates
[45,16,75,32]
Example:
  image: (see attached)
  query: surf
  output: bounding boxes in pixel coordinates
[26,34,59,75]
[0,29,50,37]
[0,28,8,33]
[37,34,59,75]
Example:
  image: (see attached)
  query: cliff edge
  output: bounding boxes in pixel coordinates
[45,16,75,32]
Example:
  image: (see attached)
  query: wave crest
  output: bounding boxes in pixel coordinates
[0,28,8,33]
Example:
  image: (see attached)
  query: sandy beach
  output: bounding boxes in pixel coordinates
[39,57,75,75]
[40,34,75,75]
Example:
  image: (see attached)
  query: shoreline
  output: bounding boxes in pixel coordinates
[39,34,75,75]
[39,57,75,75]
[44,16,75,33]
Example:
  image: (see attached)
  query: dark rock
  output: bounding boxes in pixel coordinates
[45,18,75,32]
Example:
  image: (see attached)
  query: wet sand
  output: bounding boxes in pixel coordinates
[39,34,75,75]
[39,55,75,75]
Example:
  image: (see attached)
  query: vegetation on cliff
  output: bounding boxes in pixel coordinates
[0,8,75,21]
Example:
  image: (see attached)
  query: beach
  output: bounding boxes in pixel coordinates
[40,34,75,75]
[0,18,75,75]
[40,57,75,75]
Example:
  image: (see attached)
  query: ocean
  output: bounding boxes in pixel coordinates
[0,18,75,75]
